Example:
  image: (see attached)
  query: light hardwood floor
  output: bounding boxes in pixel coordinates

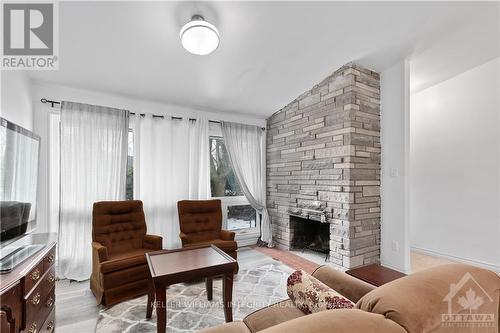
[411,250,455,273]
[55,247,276,333]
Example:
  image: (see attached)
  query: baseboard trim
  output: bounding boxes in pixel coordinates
[380,261,409,274]
[411,246,500,272]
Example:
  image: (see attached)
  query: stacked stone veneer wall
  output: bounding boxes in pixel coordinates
[266,62,381,270]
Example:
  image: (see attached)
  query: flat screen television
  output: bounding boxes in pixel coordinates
[0,117,40,248]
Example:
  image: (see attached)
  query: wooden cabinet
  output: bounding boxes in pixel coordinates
[0,241,56,333]
[0,281,22,333]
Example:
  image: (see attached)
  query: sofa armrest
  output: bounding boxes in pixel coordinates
[143,234,162,250]
[311,265,375,303]
[220,230,235,241]
[244,299,304,332]
[92,241,108,262]
[258,309,406,333]
[179,232,190,246]
[197,322,251,333]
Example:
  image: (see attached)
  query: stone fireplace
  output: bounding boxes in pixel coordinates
[266,62,381,270]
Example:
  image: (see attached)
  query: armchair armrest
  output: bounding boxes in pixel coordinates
[92,241,108,263]
[179,232,190,246]
[220,230,235,241]
[311,265,375,303]
[143,234,163,250]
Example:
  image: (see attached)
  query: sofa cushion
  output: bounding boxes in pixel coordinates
[184,239,237,253]
[100,248,151,274]
[197,322,251,333]
[243,299,305,332]
[255,309,407,333]
[356,264,500,333]
[287,270,354,314]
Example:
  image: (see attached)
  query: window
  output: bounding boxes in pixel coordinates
[209,136,259,232]
[125,129,134,200]
[227,204,256,230]
[209,137,242,197]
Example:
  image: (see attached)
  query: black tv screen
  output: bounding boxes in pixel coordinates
[0,117,40,246]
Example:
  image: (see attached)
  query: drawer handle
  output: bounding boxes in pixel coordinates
[46,320,54,331]
[47,254,55,263]
[31,268,41,281]
[46,296,54,308]
[31,292,41,305]
[48,274,55,283]
[28,322,37,333]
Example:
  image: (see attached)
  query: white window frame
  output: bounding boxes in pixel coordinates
[209,123,260,246]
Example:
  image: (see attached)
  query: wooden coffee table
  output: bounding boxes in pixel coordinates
[345,263,406,287]
[145,245,238,333]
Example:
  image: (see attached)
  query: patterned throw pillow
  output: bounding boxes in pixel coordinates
[287,270,354,314]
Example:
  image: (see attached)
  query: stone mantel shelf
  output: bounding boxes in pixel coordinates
[288,208,328,223]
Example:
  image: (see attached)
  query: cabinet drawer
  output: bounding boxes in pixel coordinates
[43,247,56,273]
[25,287,55,333]
[24,267,55,326]
[0,282,22,333]
[40,308,55,333]
[24,261,44,295]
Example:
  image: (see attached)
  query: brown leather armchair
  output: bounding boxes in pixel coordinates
[90,200,162,306]
[177,199,237,259]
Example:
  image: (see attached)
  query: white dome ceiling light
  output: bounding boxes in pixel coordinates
[180,15,219,56]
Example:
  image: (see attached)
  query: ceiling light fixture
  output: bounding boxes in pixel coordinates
[180,15,219,56]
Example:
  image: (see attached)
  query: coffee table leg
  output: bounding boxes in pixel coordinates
[206,277,213,301]
[156,286,167,333]
[146,287,154,319]
[222,274,233,322]
[146,277,155,319]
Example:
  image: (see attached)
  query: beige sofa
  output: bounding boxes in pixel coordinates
[199,264,500,333]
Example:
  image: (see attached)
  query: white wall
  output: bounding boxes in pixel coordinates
[380,60,411,273]
[410,57,500,271]
[30,81,266,127]
[1,72,33,130]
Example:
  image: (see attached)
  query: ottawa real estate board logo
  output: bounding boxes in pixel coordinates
[441,272,496,329]
[2,2,58,70]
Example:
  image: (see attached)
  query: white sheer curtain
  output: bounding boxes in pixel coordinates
[189,116,210,199]
[221,122,272,245]
[133,114,209,249]
[33,103,59,235]
[58,101,129,281]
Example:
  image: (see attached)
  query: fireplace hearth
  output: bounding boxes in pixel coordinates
[289,215,330,261]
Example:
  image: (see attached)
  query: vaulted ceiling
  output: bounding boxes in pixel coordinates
[28,1,500,117]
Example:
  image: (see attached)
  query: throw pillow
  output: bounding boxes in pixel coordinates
[287,269,354,314]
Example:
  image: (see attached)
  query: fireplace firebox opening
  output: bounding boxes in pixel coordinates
[289,215,330,261]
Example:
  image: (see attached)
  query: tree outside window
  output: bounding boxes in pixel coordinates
[209,137,242,197]
[209,136,256,230]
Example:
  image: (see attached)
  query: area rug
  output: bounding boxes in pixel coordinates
[95,262,294,333]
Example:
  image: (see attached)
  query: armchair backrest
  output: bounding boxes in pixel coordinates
[177,199,222,243]
[92,200,147,255]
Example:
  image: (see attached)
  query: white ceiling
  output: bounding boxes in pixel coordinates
[28,1,500,118]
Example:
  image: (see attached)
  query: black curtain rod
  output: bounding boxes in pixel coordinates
[40,98,265,130]
[40,98,60,107]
